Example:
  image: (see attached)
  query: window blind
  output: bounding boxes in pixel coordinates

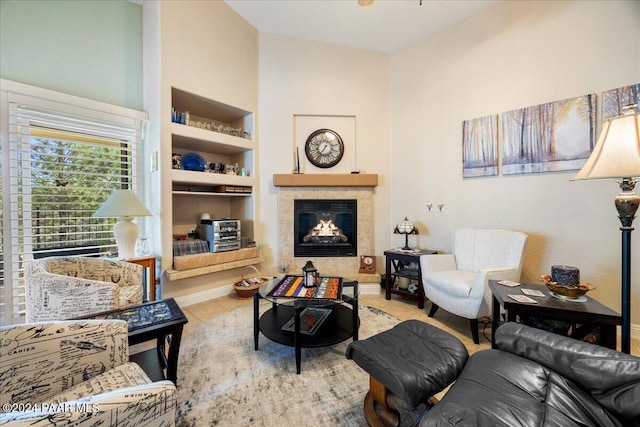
[1,89,146,325]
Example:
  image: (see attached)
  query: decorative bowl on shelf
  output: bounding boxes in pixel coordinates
[540,274,594,299]
[181,152,206,172]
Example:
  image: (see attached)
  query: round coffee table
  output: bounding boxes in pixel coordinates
[253,277,359,374]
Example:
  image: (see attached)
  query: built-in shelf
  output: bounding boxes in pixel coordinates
[172,169,255,186]
[165,255,265,281]
[172,191,251,197]
[273,174,378,187]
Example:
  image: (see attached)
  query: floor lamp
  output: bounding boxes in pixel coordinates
[572,106,640,354]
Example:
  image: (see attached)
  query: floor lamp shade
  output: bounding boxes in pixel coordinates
[93,189,152,259]
[572,110,640,354]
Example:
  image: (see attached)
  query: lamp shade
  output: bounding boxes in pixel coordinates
[93,189,152,219]
[393,217,418,235]
[572,113,640,181]
[93,189,151,259]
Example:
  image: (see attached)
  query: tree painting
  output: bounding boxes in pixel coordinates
[602,83,639,121]
[462,114,498,178]
[502,94,596,175]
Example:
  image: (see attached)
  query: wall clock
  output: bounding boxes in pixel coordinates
[304,128,344,168]
[359,255,376,274]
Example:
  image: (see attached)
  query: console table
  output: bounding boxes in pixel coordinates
[384,248,436,309]
[489,281,621,350]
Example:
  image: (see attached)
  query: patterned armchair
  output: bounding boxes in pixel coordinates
[25,257,144,322]
[0,320,176,426]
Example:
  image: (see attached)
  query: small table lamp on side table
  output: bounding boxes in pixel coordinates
[393,217,419,250]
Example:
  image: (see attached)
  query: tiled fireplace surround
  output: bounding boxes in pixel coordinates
[277,186,381,286]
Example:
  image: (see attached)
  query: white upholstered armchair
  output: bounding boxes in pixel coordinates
[25,257,144,322]
[0,319,176,426]
[420,228,528,344]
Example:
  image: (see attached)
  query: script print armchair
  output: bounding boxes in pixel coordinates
[0,319,176,426]
[420,228,528,344]
[25,256,144,322]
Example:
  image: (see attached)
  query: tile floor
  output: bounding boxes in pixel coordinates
[177,288,640,356]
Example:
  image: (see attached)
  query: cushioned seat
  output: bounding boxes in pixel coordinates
[421,228,528,344]
[25,256,144,321]
[346,320,468,426]
[0,320,177,426]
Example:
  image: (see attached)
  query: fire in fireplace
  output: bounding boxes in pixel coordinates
[294,199,357,257]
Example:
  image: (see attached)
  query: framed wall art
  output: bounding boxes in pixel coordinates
[602,83,639,121]
[501,94,596,175]
[462,114,498,178]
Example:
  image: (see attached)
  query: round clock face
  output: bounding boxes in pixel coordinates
[364,257,373,265]
[305,129,344,168]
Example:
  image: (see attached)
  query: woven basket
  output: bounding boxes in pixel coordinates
[233,266,267,298]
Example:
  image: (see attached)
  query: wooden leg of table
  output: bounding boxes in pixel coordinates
[166,325,184,385]
[385,258,392,301]
[600,325,617,350]
[254,291,260,350]
[491,294,500,349]
[294,304,302,374]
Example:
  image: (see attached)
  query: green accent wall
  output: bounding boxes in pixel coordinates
[0,0,143,110]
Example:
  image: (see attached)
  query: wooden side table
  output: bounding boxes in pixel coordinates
[126,256,158,301]
[76,298,188,384]
[384,248,436,309]
[489,281,621,350]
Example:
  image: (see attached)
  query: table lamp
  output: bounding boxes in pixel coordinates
[394,217,419,250]
[93,189,152,259]
[571,105,640,354]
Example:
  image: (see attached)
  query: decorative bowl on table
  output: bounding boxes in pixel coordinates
[540,274,594,299]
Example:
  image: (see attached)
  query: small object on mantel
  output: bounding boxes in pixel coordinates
[351,170,360,174]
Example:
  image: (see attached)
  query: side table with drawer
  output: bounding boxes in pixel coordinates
[384,248,436,309]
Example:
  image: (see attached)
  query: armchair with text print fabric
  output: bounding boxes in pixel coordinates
[0,319,176,426]
[25,256,144,322]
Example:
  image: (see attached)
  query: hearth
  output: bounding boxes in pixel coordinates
[294,199,357,257]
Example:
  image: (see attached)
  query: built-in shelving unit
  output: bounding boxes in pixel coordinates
[167,87,258,279]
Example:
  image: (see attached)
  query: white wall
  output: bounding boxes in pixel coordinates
[0,0,143,110]
[257,33,391,272]
[390,0,640,327]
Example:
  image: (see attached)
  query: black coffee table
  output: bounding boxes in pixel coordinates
[254,277,359,374]
[76,298,188,384]
[489,281,621,349]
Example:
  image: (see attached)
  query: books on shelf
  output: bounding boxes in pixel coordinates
[281,307,331,335]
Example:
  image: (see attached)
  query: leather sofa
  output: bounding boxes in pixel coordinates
[348,321,639,427]
[421,323,640,427]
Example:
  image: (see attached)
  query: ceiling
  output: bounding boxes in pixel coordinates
[225,0,502,53]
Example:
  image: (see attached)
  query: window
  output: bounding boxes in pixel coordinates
[0,80,147,325]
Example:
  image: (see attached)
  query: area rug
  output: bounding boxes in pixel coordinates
[175,304,423,426]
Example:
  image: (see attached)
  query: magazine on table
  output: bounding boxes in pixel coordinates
[281,307,332,335]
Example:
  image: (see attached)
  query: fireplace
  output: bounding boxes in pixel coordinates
[294,199,357,257]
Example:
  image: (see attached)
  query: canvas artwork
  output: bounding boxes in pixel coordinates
[602,83,639,121]
[462,114,498,178]
[501,94,596,175]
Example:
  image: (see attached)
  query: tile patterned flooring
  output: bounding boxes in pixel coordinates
[177,288,640,356]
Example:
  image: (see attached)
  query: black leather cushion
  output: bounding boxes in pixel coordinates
[420,349,623,427]
[496,323,640,424]
[346,320,468,407]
